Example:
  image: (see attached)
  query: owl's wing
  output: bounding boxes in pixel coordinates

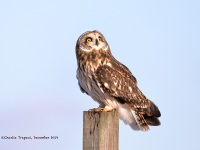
[111,58,137,84]
[78,82,88,95]
[76,71,89,95]
[95,62,160,117]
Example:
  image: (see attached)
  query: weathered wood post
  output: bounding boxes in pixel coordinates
[83,111,119,150]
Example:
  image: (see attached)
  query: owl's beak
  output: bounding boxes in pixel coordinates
[95,39,99,46]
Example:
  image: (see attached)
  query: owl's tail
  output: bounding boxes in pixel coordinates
[117,102,160,131]
[130,101,161,131]
[130,110,149,131]
[144,100,161,126]
[117,103,149,131]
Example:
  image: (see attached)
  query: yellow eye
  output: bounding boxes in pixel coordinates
[86,37,92,43]
[98,37,103,41]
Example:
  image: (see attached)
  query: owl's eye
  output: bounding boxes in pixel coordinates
[98,37,103,41]
[86,37,92,43]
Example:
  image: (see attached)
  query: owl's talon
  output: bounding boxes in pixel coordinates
[89,108,104,112]
[89,107,114,112]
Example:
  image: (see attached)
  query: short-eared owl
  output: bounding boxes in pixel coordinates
[76,30,161,131]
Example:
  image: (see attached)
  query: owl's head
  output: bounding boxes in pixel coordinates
[76,30,109,53]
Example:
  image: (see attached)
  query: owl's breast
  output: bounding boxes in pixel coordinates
[77,67,102,99]
[77,66,117,107]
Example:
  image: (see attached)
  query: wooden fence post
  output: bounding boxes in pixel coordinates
[83,111,119,150]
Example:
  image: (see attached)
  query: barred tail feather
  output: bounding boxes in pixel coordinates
[117,104,150,131]
[117,104,140,130]
[130,110,149,131]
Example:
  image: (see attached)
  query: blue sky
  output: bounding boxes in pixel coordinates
[0,0,200,149]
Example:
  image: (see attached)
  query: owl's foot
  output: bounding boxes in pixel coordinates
[89,106,114,112]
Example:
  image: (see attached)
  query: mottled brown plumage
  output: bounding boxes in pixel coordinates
[76,30,161,131]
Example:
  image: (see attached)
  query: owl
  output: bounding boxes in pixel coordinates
[76,30,161,131]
